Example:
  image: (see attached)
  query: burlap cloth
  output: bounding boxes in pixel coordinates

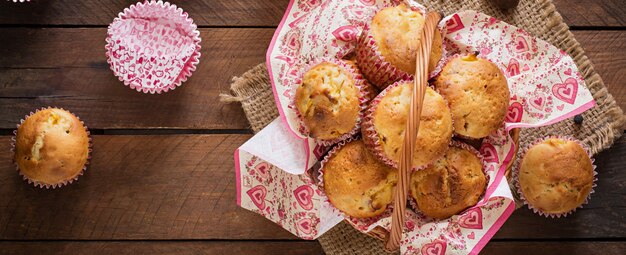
[222,0,626,254]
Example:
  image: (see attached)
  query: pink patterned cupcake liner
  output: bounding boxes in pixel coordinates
[407,140,491,218]
[355,5,447,90]
[11,107,92,189]
[291,57,375,146]
[106,0,202,94]
[361,79,454,170]
[512,136,597,218]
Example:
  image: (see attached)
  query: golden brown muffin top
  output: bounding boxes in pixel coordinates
[433,54,510,139]
[14,108,89,186]
[370,4,443,74]
[518,138,594,215]
[295,61,362,141]
[370,82,453,169]
[323,140,397,218]
[409,145,486,219]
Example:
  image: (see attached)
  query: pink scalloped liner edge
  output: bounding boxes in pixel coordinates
[407,140,491,218]
[361,79,454,170]
[235,149,242,206]
[512,136,597,218]
[11,107,92,189]
[291,58,374,146]
[317,136,394,225]
[105,0,201,94]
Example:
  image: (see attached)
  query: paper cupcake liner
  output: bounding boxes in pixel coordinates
[11,107,92,189]
[317,136,394,222]
[407,140,491,218]
[355,7,447,90]
[361,79,454,170]
[291,58,375,146]
[512,136,597,218]
[105,0,202,94]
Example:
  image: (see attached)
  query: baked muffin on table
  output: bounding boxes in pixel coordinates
[294,59,376,144]
[356,3,444,89]
[322,139,397,218]
[362,80,453,170]
[409,142,487,219]
[13,108,90,188]
[433,53,510,139]
[516,137,595,217]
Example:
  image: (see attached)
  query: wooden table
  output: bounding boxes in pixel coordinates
[0,1,624,254]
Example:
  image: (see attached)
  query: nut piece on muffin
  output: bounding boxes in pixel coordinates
[362,80,453,169]
[356,3,444,89]
[322,139,397,218]
[517,138,595,216]
[409,143,487,219]
[14,108,90,188]
[433,53,510,139]
[294,59,375,144]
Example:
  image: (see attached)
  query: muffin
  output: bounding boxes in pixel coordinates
[294,59,376,144]
[13,108,90,188]
[433,53,510,139]
[322,139,397,218]
[409,142,487,219]
[362,80,453,169]
[516,137,595,216]
[356,3,444,89]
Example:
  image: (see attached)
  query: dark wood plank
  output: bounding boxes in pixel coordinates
[1,0,625,28]
[553,0,626,27]
[0,28,275,130]
[1,241,625,255]
[0,134,624,240]
[483,241,626,255]
[0,0,288,27]
[1,28,624,130]
[0,241,323,255]
[0,134,300,240]
[573,30,626,118]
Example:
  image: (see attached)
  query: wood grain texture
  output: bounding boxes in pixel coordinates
[1,28,624,130]
[0,28,275,130]
[0,0,288,27]
[0,135,299,240]
[0,135,624,240]
[573,30,626,118]
[0,241,625,255]
[0,241,324,255]
[1,0,625,28]
[553,0,626,27]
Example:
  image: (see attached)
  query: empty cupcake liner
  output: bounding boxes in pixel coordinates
[512,136,597,218]
[105,0,201,94]
[407,140,491,219]
[291,58,375,146]
[361,79,454,170]
[317,136,395,226]
[355,6,447,90]
[11,107,92,189]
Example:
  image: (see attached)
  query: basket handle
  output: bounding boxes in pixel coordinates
[384,11,442,252]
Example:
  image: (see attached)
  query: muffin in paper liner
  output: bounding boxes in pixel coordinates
[407,140,490,219]
[11,107,92,189]
[432,52,511,140]
[361,79,454,170]
[105,0,202,94]
[291,58,376,146]
[355,4,447,90]
[317,136,396,222]
[513,136,597,218]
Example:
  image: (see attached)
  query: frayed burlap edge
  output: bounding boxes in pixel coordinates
[221,0,626,254]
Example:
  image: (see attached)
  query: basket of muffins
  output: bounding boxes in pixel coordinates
[289,3,596,251]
